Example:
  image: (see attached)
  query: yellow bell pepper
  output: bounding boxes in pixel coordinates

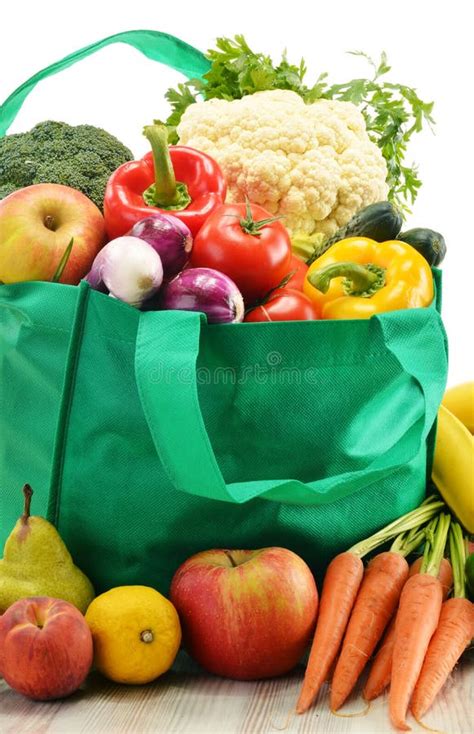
[304,237,434,319]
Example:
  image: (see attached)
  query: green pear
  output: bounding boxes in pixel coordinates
[0,484,95,614]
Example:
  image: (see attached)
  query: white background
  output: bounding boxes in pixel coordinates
[2,1,472,386]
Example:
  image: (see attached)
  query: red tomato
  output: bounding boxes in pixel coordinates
[244,289,320,322]
[285,255,308,291]
[191,202,292,304]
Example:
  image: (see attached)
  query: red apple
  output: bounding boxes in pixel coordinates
[0,596,93,700]
[0,183,105,284]
[170,547,318,680]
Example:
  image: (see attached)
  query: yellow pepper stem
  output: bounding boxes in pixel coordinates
[309,261,386,298]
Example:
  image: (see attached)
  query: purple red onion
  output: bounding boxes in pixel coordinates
[129,213,192,278]
[160,268,244,324]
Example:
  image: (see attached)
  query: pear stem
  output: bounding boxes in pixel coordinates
[22,484,33,524]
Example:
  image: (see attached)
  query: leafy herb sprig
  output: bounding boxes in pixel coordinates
[163,36,434,213]
[322,51,435,211]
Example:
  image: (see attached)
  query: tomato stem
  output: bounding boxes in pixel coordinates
[239,198,284,237]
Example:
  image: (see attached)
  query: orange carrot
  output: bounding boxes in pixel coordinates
[296,552,363,714]
[389,573,443,730]
[410,556,452,596]
[297,498,443,715]
[363,618,396,702]
[363,557,452,701]
[410,597,474,719]
[410,521,474,720]
[330,551,409,711]
[407,556,422,578]
[389,513,450,731]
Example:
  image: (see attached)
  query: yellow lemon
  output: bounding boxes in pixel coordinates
[85,585,181,684]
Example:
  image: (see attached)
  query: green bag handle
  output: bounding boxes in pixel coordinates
[135,305,448,506]
[0,29,210,138]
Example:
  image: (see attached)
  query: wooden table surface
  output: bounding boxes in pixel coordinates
[1,651,472,734]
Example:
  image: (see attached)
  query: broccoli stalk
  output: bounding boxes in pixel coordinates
[0,120,133,211]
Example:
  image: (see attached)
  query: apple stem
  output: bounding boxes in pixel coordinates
[140,630,154,644]
[224,550,237,568]
[44,215,56,231]
[22,484,33,524]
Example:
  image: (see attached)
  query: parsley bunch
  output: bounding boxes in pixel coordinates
[164,36,434,213]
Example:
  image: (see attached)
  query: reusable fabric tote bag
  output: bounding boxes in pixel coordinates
[0,31,448,592]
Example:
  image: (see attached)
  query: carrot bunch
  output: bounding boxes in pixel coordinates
[296,501,474,731]
[363,555,453,702]
[296,497,442,714]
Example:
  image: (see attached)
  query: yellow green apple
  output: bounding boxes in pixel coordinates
[0,183,105,284]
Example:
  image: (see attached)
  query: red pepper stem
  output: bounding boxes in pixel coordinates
[309,261,386,298]
[142,123,191,210]
[143,124,178,205]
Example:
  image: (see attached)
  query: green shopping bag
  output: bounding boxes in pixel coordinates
[0,31,448,593]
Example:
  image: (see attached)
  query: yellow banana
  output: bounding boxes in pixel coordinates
[432,404,474,532]
[442,382,474,434]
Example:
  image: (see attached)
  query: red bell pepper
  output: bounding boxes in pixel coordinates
[104,123,226,239]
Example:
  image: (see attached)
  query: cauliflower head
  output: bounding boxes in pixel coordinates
[177,90,388,237]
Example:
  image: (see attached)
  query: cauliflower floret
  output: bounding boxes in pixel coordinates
[177,89,388,238]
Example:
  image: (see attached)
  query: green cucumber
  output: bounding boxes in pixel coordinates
[397,227,446,266]
[306,201,403,264]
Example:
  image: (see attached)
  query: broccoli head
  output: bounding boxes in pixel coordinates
[0,120,134,210]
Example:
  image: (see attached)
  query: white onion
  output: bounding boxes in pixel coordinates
[86,236,163,307]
